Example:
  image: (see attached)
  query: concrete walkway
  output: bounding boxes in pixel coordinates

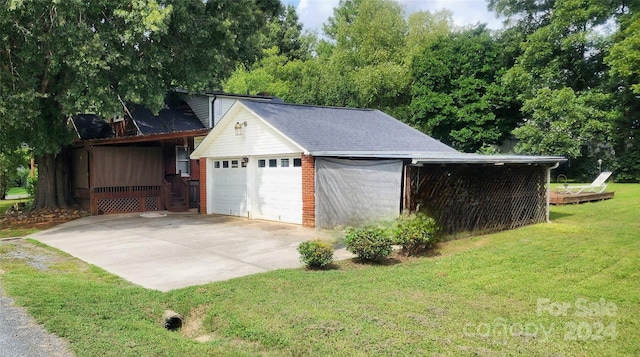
[3,193,30,200]
[29,213,349,291]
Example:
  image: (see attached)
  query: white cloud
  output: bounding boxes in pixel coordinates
[285,0,503,34]
[296,0,340,34]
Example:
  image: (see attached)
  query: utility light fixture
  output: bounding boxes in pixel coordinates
[234,121,247,135]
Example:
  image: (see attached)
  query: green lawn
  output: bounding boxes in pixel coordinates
[0,184,638,356]
[7,187,28,196]
[0,198,37,238]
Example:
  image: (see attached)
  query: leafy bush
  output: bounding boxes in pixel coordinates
[344,227,393,262]
[394,213,439,256]
[26,169,37,199]
[297,240,334,268]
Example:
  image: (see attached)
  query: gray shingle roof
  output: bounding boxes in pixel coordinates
[241,100,457,155]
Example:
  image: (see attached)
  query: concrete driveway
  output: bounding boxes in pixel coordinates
[29,213,346,291]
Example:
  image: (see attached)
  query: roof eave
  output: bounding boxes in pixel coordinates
[76,128,210,147]
[411,155,567,165]
[308,151,454,159]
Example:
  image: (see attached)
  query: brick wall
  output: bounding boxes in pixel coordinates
[301,154,315,227]
[199,158,207,214]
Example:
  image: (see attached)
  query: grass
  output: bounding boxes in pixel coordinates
[0,198,38,238]
[7,187,28,196]
[0,184,638,356]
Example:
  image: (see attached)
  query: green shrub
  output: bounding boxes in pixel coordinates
[26,169,37,198]
[394,213,439,256]
[344,227,393,262]
[297,239,334,268]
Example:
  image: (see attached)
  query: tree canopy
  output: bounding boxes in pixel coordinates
[410,25,520,152]
[0,0,280,208]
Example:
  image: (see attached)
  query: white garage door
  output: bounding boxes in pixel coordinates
[210,158,247,216]
[253,157,302,224]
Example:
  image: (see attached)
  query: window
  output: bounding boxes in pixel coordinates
[176,146,190,176]
[281,158,289,167]
[214,161,220,168]
[293,158,302,167]
[223,160,229,168]
[231,160,239,168]
[269,159,277,167]
[258,159,266,168]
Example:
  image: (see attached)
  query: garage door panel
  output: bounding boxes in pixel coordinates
[254,162,302,224]
[211,159,247,217]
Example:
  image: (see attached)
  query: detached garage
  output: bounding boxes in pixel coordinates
[190,100,456,228]
[191,100,564,231]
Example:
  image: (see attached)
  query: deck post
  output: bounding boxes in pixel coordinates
[546,166,551,222]
[546,162,560,222]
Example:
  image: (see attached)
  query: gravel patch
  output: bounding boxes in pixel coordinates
[0,239,75,357]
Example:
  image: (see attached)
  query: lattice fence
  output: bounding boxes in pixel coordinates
[93,186,162,214]
[97,198,140,214]
[407,165,547,236]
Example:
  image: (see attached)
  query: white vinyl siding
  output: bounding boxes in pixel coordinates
[197,106,302,158]
[213,97,240,127]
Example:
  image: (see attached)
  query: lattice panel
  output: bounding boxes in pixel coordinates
[97,198,141,214]
[408,165,547,236]
[144,197,160,211]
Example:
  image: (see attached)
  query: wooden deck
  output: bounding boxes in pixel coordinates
[549,190,614,205]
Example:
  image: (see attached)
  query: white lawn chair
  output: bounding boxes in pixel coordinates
[560,171,612,194]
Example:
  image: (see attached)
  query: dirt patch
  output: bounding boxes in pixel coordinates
[0,239,75,272]
[180,304,211,340]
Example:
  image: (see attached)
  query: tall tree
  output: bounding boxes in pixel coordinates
[0,0,280,210]
[410,26,520,152]
[605,11,640,181]
[262,4,309,61]
[490,0,639,179]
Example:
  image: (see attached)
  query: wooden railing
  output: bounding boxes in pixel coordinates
[165,174,189,211]
[189,180,200,209]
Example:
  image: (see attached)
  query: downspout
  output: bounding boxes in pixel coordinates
[546,162,560,222]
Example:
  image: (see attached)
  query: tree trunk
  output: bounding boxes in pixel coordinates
[33,148,73,210]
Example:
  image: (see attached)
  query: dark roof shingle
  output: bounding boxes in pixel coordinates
[128,97,204,135]
[241,100,456,154]
[70,114,114,140]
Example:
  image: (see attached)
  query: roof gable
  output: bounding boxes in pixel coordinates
[190,101,304,159]
[239,101,457,155]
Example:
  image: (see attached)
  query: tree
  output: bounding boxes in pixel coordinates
[262,4,309,61]
[605,11,640,181]
[0,0,280,210]
[405,9,455,64]
[490,0,639,179]
[512,88,613,157]
[316,0,411,117]
[410,26,520,152]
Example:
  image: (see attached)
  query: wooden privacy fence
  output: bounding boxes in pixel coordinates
[406,165,547,236]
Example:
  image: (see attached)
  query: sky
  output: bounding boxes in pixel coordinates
[282,0,503,34]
